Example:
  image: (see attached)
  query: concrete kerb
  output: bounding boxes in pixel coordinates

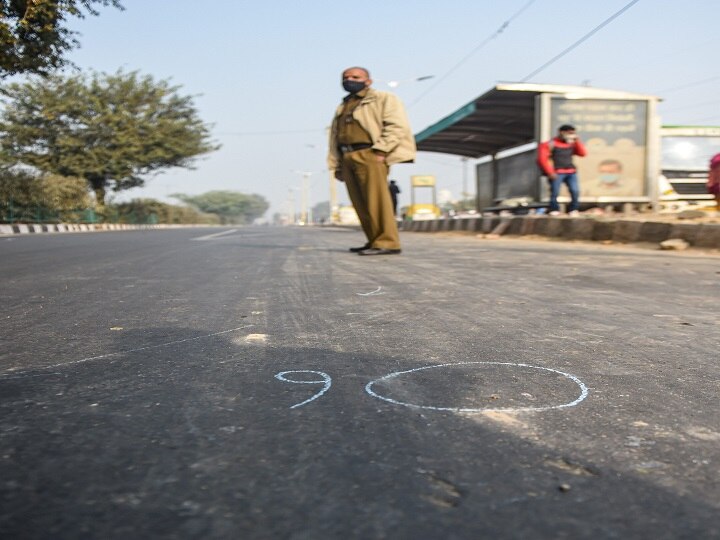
[533,217,549,237]
[507,216,536,236]
[0,223,205,236]
[668,223,700,245]
[544,217,565,238]
[592,221,615,242]
[612,220,643,243]
[461,217,480,232]
[695,223,720,249]
[506,217,523,235]
[481,216,499,234]
[402,215,718,249]
[564,218,595,240]
[639,222,672,244]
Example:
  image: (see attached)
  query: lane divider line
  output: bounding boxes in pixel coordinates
[192,229,239,241]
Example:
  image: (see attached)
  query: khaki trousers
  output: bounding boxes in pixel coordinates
[340,149,400,250]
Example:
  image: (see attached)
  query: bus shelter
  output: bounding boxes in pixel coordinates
[415,83,661,211]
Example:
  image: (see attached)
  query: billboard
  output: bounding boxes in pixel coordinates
[411,175,436,187]
[550,98,648,198]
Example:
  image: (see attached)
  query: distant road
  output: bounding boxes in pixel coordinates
[1,227,718,539]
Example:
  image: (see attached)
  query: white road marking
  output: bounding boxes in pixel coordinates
[192,229,239,241]
[1,324,255,378]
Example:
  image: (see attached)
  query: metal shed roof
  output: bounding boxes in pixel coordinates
[415,83,659,158]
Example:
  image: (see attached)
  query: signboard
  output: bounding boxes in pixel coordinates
[411,175,436,187]
[551,98,648,198]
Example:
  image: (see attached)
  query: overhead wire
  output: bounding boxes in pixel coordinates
[587,38,714,82]
[216,2,645,138]
[656,75,720,95]
[216,128,325,136]
[520,0,641,82]
[410,0,537,107]
[660,99,720,114]
[675,113,720,124]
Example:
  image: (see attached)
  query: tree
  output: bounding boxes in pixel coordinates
[0,169,88,208]
[312,200,330,222]
[110,198,220,225]
[1,0,123,77]
[172,191,269,224]
[0,168,90,221]
[0,70,218,203]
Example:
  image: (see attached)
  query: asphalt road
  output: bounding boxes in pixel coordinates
[1,226,719,539]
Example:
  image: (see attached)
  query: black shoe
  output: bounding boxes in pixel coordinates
[349,244,371,253]
[358,248,402,256]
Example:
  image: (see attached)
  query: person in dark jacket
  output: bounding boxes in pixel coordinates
[537,125,587,215]
[388,180,400,216]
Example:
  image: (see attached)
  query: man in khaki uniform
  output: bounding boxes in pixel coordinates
[328,67,416,255]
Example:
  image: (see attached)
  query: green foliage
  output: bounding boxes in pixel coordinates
[453,197,478,212]
[0,168,91,222]
[312,200,330,221]
[0,169,219,224]
[172,191,269,224]
[42,174,92,210]
[0,0,123,77]
[0,168,89,208]
[109,198,220,225]
[0,70,219,203]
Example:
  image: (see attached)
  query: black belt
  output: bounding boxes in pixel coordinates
[339,143,373,153]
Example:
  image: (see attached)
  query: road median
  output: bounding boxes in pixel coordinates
[400,214,720,249]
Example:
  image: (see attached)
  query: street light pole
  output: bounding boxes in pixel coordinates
[293,170,313,225]
[329,169,339,224]
[386,75,435,88]
[324,126,340,224]
[461,157,469,201]
[287,188,297,225]
[303,172,310,224]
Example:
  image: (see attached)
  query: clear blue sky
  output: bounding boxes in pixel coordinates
[65,0,719,218]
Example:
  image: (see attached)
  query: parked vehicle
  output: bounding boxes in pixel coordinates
[658,126,720,211]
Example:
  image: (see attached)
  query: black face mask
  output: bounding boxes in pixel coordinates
[343,80,366,94]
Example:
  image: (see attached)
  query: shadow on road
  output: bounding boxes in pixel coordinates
[1,325,718,538]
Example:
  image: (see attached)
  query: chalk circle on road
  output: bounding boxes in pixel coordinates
[365,362,588,413]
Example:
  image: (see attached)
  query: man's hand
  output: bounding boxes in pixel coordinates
[373,151,386,163]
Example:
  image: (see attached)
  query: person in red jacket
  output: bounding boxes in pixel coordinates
[707,152,720,211]
[537,124,587,215]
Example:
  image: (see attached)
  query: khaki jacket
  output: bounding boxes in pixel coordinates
[327,88,416,170]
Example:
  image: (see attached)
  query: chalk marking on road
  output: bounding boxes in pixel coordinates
[0,372,63,380]
[356,287,384,296]
[191,229,239,241]
[275,371,332,409]
[365,362,589,413]
[0,324,255,379]
[244,333,268,344]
